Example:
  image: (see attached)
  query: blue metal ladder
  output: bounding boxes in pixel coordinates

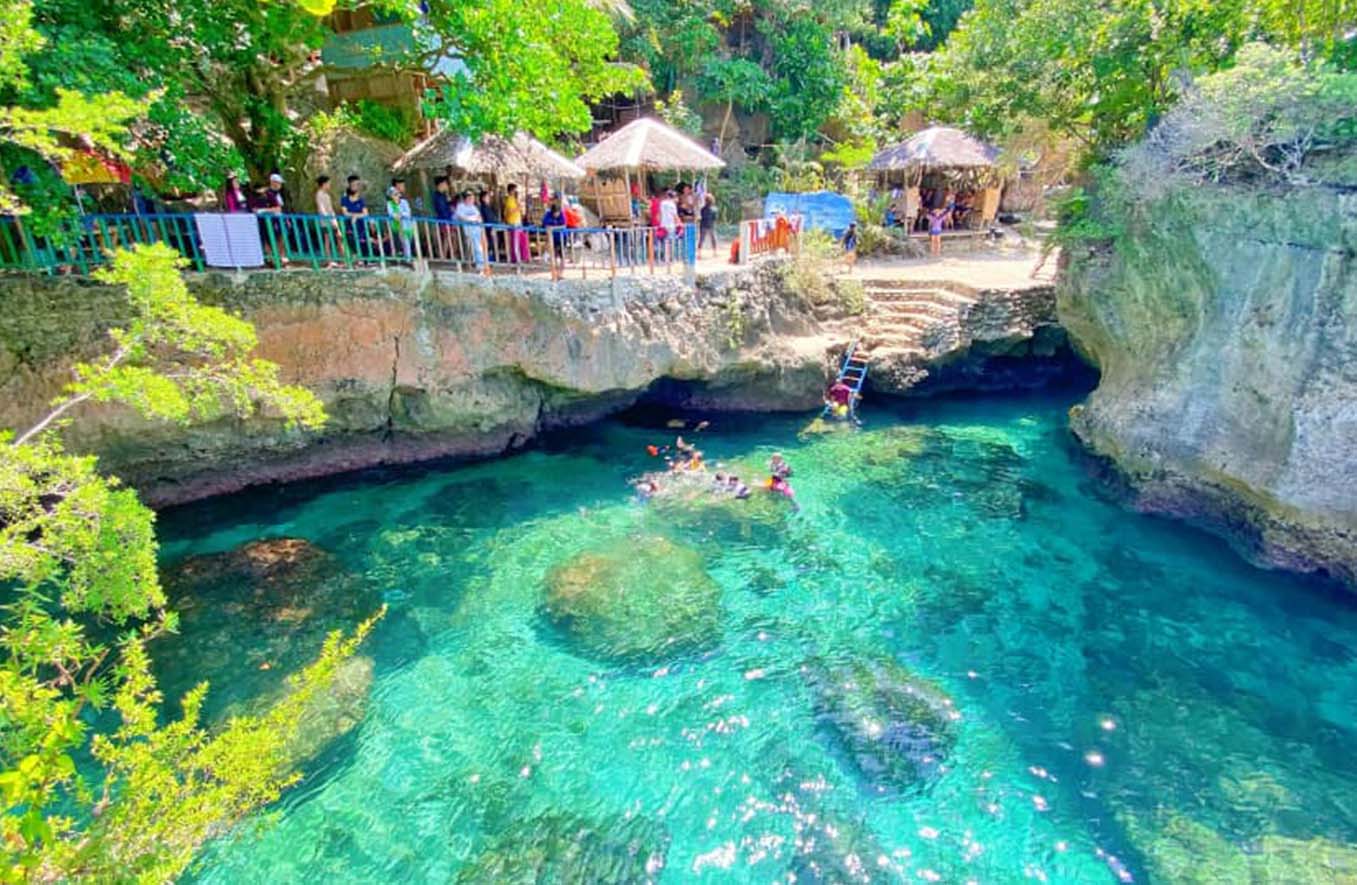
[823,340,869,421]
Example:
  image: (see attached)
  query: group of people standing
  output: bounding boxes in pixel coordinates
[218,167,721,270]
[638,182,718,260]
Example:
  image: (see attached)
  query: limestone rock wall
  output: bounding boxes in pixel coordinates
[0,265,848,505]
[1059,185,1357,587]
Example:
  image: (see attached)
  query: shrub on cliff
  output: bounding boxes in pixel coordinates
[1120,43,1357,194]
[0,244,382,881]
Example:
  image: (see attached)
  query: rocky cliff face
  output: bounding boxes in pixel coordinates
[0,260,1062,507]
[0,265,855,505]
[1059,185,1357,587]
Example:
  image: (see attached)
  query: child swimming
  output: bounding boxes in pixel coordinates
[769,453,792,480]
[767,474,799,511]
[728,475,751,500]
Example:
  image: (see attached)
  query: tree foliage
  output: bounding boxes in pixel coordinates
[0,0,141,215]
[1120,43,1357,192]
[0,245,378,882]
[11,0,644,184]
[905,0,1357,160]
[420,0,647,142]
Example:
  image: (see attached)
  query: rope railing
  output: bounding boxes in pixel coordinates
[0,212,699,280]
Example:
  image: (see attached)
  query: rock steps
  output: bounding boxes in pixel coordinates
[858,281,977,356]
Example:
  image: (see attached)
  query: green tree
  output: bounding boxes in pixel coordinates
[16,0,644,184]
[0,0,141,216]
[913,0,1356,159]
[0,244,382,882]
[698,57,773,146]
[763,12,849,141]
[421,0,648,140]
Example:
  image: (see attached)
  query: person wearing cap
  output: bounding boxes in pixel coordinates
[264,172,291,261]
[266,172,286,208]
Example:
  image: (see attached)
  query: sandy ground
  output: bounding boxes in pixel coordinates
[686,244,1057,290]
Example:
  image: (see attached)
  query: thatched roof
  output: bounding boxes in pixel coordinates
[869,127,998,172]
[577,118,725,173]
[393,130,585,179]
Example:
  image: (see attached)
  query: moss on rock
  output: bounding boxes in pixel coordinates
[455,813,669,884]
[155,538,381,717]
[544,535,721,662]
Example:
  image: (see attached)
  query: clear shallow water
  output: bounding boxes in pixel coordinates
[157,390,1357,883]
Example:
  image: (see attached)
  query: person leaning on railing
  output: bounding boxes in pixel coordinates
[340,174,370,259]
[432,176,455,261]
[479,190,501,263]
[503,183,527,263]
[313,175,343,267]
[541,198,567,267]
[387,178,414,260]
[454,190,486,272]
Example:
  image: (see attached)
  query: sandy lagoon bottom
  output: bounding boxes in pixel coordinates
[156,389,1357,883]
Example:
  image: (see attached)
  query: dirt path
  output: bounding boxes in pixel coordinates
[850,247,1056,289]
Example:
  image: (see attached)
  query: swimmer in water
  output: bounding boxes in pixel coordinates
[769,452,792,480]
[826,379,853,419]
[728,475,751,499]
[768,474,799,511]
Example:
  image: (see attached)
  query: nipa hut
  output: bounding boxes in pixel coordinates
[394,130,585,180]
[868,127,1004,230]
[393,129,584,220]
[575,118,725,223]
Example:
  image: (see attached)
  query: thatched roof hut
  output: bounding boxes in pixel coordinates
[394,130,585,179]
[577,118,725,173]
[869,127,999,183]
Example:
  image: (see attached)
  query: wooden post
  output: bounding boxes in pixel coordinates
[623,168,632,224]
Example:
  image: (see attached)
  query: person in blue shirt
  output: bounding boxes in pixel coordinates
[339,174,369,258]
[430,176,455,260]
[432,176,453,220]
[541,197,567,263]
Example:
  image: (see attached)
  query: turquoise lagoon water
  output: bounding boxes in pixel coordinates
[157,389,1357,883]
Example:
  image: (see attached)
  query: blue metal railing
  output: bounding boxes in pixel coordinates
[0,211,700,279]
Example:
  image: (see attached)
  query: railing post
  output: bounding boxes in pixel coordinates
[739,220,751,266]
[413,217,426,272]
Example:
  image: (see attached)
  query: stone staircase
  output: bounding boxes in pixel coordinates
[858,279,980,360]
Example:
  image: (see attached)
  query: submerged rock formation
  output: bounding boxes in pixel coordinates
[544,535,721,662]
[455,813,669,883]
[1060,185,1357,587]
[806,656,959,793]
[154,538,381,716]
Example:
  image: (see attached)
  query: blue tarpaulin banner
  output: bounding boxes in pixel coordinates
[763,191,856,237]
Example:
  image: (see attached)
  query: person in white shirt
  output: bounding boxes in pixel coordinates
[453,190,486,270]
[659,189,679,261]
[386,179,414,259]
